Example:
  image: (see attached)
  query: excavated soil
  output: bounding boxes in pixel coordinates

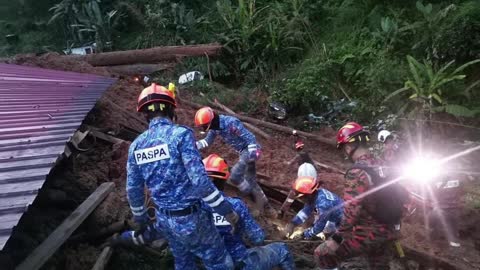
[1,53,479,270]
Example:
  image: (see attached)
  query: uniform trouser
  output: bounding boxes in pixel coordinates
[314,228,394,270]
[230,150,269,208]
[156,208,234,270]
[242,243,295,270]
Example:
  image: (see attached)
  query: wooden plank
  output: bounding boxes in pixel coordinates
[87,128,126,145]
[91,245,113,270]
[16,182,115,270]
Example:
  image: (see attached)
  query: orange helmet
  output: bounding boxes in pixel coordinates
[194,107,215,130]
[292,176,318,194]
[137,83,176,112]
[203,154,230,180]
[336,122,369,148]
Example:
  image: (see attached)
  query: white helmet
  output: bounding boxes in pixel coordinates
[298,162,317,181]
[378,130,392,143]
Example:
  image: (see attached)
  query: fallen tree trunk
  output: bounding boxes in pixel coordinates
[72,43,223,66]
[105,63,175,75]
[182,99,336,147]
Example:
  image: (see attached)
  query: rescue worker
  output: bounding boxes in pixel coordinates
[127,83,239,270]
[314,122,397,270]
[194,106,275,216]
[284,175,343,240]
[279,131,317,218]
[203,154,295,270]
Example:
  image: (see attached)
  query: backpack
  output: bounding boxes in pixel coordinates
[345,163,409,225]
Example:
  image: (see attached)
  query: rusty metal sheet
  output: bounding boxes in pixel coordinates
[0,63,116,250]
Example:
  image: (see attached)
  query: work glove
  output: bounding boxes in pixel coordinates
[224,211,240,234]
[247,144,259,162]
[196,140,208,150]
[284,222,295,238]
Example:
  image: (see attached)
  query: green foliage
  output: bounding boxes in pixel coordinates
[49,0,117,51]
[128,0,211,48]
[385,55,480,118]
[430,1,480,62]
[214,0,317,79]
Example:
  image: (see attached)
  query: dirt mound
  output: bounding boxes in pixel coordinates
[7,53,111,76]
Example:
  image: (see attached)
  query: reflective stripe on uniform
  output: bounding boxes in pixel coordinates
[237,179,250,191]
[131,206,147,216]
[297,211,309,222]
[209,196,225,207]
[131,205,145,211]
[131,231,139,245]
[203,190,220,202]
[198,139,208,148]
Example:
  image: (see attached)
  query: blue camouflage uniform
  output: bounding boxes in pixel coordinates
[209,196,295,270]
[197,115,268,206]
[292,188,344,239]
[127,117,235,270]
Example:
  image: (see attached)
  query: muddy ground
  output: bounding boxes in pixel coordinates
[1,53,480,270]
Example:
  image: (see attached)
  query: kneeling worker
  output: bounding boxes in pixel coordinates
[203,154,295,270]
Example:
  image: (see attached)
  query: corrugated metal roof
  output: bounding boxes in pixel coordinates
[0,63,116,250]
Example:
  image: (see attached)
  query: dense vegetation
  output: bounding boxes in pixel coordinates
[1,0,479,124]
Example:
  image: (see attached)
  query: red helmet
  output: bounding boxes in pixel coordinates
[203,154,230,180]
[292,176,318,194]
[137,83,176,112]
[295,140,305,150]
[336,122,369,148]
[194,107,215,130]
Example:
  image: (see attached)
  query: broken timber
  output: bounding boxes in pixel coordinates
[86,127,127,145]
[182,99,336,147]
[72,43,223,66]
[16,182,115,270]
[91,240,115,270]
[209,99,271,140]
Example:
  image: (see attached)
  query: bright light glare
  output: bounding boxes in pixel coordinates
[403,157,442,184]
